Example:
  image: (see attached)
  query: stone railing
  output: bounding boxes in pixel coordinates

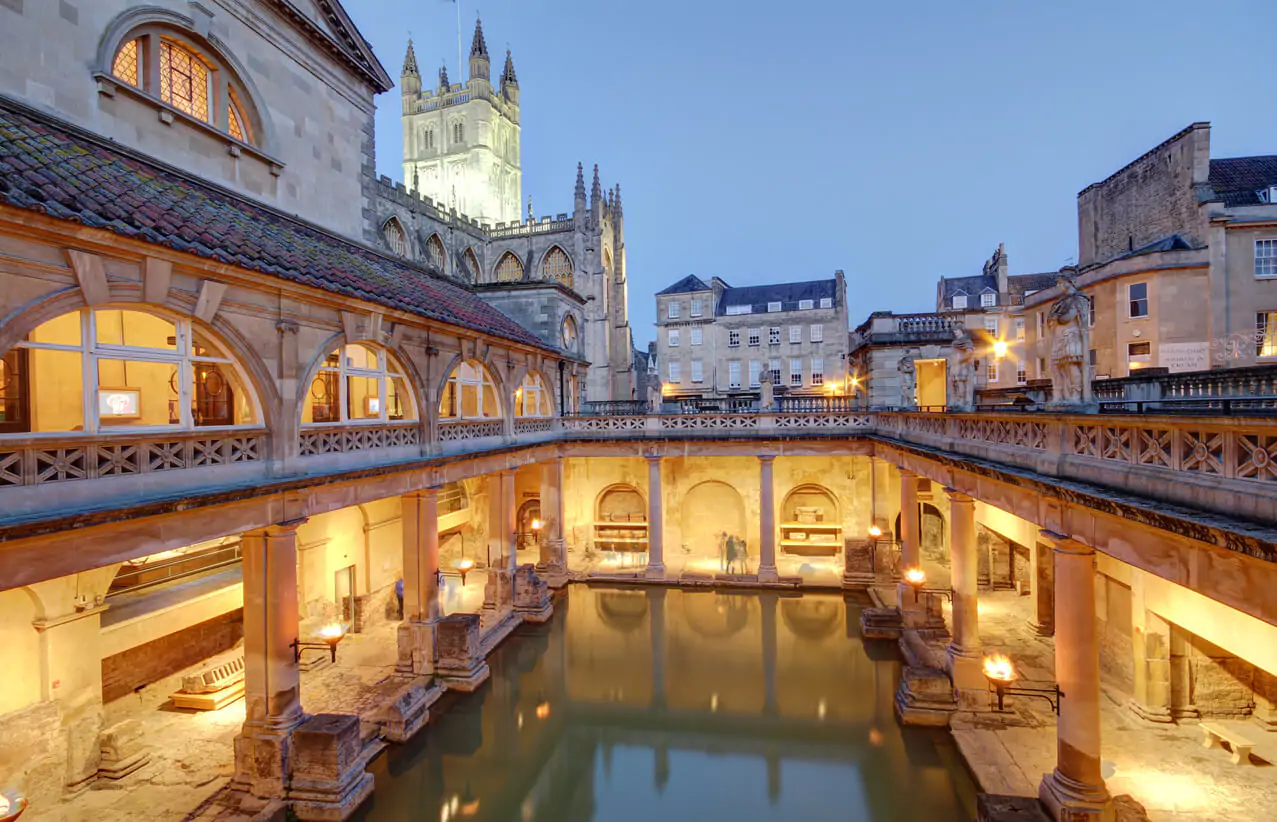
[438,419,504,442]
[513,417,555,435]
[562,412,873,437]
[0,428,266,487]
[487,217,574,239]
[298,423,421,457]
[777,395,860,414]
[582,400,651,416]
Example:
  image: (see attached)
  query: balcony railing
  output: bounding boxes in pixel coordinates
[582,400,650,416]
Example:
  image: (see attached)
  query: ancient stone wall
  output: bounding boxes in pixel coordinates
[101,609,243,703]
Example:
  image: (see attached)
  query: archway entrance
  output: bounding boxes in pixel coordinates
[681,481,747,572]
[517,498,540,553]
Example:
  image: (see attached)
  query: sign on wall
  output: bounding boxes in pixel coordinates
[1158,342,1209,373]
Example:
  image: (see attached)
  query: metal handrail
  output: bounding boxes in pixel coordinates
[107,542,243,597]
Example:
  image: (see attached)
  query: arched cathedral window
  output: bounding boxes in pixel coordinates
[453,121,465,144]
[541,246,573,289]
[461,248,480,283]
[495,251,524,282]
[426,234,446,274]
[383,218,408,257]
[110,30,257,145]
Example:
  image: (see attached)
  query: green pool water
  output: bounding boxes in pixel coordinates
[354,585,977,822]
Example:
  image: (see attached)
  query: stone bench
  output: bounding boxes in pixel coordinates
[170,655,245,710]
[1201,721,1255,765]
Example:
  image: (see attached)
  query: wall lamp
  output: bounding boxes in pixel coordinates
[292,623,346,664]
[983,653,1062,714]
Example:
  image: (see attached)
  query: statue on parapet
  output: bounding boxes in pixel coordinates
[1047,267,1093,409]
[897,351,917,410]
[947,330,975,411]
[647,377,663,414]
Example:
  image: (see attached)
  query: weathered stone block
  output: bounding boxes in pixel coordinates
[513,564,552,622]
[434,613,489,691]
[288,713,373,822]
[894,665,957,727]
[395,620,436,676]
[97,718,150,780]
[376,679,431,744]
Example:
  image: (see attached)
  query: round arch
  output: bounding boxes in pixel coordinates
[437,356,504,420]
[681,592,750,640]
[680,480,746,565]
[595,483,645,523]
[296,335,421,427]
[0,301,272,435]
[780,484,840,525]
[96,7,276,151]
[515,368,555,417]
[594,589,649,634]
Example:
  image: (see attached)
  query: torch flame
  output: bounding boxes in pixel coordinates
[454,558,475,571]
[319,623,345,642]
[983,653,1016,683]
[903,567,926,587]
[867,524,883,539]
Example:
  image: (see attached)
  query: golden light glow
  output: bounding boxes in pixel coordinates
[319,623,346,645]
[531,518,543,531]
[0,792,25,822]
[993,340,1009,359]
[983,653,1016,684]
[867,524,883,539]
[903,567,926,588]
[535,700,551,720]
[454,558,475,571]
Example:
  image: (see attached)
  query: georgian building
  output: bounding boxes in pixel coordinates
[654,272,849,400]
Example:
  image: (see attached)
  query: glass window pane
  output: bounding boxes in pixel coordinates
[190,362,254,426]
[439,380,457,418]
[344,344,377,371]
[191,327,229,358]
[346,375,380,420]
[461,383,479,418]
[96,358,180,427]
[27,311,82,346]
[304,371,338,423]
[388,377,415,420]
[482,384,499,417]
[28,349,84,432]
[95,310,177,350]
[113,39,140,88]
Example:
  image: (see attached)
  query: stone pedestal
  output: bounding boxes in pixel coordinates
[376,679,432,744]
[288,714,375,822]
[482,567,515,613]
[97,719,150,780]
[434,613,490,691]
[894,665,958,727]
[513,564,553,622]
[1039,532,1113,822]
[395,619,436,677]
[843,539,875,587]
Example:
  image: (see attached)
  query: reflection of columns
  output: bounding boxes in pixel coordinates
[1039,532,1113,820]
[648,588,667,709]
[540,457,566,570]
[645,456,665,578]
[897,468,923,626]
[501,468,517,570]
[945,489,983,706]
[758,456,778,582]
[398,490,440,676]
[235,520,306,797]
[761,593,779,715]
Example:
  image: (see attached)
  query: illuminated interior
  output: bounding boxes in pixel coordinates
[302,343,416,425]
[439,359,501,419]
[516,371,552,417]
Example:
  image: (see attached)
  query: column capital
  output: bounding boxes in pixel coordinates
[247,518,308,539]
[758,454,776,464]
[1040,530,1093,555]
[406,487,440,500]
[898,466,918,477]
[943,487,974,504]
[645,454,663,464]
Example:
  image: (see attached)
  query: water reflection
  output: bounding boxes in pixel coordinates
[355,587,974,822]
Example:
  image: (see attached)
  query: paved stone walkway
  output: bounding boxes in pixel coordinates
[951,591,1277,822]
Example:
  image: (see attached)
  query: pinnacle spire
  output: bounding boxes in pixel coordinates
[501,49,518,86]
[615,183,622,215]
[575,162,586,201]
[438,63,450,90]
[402,39,419,76]
[470,17,488,58]
[591,164,602,200]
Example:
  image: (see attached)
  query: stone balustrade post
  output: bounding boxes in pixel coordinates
[1039,531,1113,821]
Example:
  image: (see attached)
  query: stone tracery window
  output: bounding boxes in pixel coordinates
[384,218,408,257]
[561,315,579,352]
[541,246,573,288]
[516,372,552,417]
[2,308,259,434]
[461,248,480,283]
[495,251,524,282]
[109,30,256,145]
[439,360,501,419]
[426,234,446,274]
[303,343,415,425]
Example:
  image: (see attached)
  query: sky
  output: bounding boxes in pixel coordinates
[343,0,1277,344]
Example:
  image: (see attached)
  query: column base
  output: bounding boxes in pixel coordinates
[644,563,666,580]
[513,564,554,623]
[1039,769,1113,822]
[1028,618,1056,638]
[757,565,779,584]
[375,677,433,744]
[433,613,491,692]
[233,710,307,799]
[1127,698,1174,724]
[289,714,378,822]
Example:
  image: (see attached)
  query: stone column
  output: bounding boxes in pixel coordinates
[539,457,567,577]
[945,489,983,708]
[1029,537,1056,637]
[645,456,665,579]
[897,467,923,626]
[501,468,517,571]
[1129,572,1172,723]
[758,456,778,582]
[235,520,307,798]
[1039,532,1113,821]
[397,490,440,676]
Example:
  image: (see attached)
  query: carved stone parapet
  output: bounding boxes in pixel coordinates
[513,563,552,622]
[288,713,375,821]
[433,613,490,691]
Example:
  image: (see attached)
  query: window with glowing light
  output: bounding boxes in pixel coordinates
[541,246,573,288]
[495,251,524,282]
[2,308,259,434]
[1258,312,1277,357]
[439,360,500,419]
[811,357,824,386]
[110,31,256,144]
[304,344,415,425]
[516,372,552,417]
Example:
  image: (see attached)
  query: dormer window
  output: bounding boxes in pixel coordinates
[767,301,782,312]
[980,291,997,308]
[109,31,257,146]
[952,293,968,310]
[1259,186,1277,204]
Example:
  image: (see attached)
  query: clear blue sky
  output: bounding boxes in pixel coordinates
[344,0,1277,344]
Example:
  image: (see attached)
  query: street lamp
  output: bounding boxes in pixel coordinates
[993,339,1009,359]
[982,653,1062,714]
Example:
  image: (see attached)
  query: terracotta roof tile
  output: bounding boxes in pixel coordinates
[0,100,552,352]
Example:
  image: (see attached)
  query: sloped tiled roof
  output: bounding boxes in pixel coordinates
[716,278,838,315]
[1122,234,1196,258]
[1208,156,1277,207]
[1007,272,1058,296]
[657,274,711,295]
[0,99,552,351]
[938,274,994,302]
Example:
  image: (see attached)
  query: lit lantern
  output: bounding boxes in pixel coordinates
[867,523,883,539]
[453,557,475,586]
[993,339,1009,359]
[903,567,927,589]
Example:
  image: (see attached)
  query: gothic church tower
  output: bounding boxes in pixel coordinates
[400,20,522,225]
